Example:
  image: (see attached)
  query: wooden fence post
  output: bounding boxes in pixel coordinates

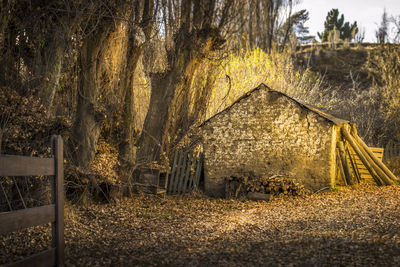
[52,135,64,267]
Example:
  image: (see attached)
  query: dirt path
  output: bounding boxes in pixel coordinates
[2,185,400,266]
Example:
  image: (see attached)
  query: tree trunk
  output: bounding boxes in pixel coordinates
[118,0,154,180]
[136,27,223,166]
[0,22,19,88]
[118,33,142,182]
[39,33,65,115]
[248,0,254,47]
[136,71,176,165]
[72,29,110,170]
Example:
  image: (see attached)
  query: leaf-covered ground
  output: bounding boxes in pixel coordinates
[2,185,400,266]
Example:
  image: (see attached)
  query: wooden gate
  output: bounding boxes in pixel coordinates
[347,146,384,184]
[167,150,203,194]
[0,135,64,267]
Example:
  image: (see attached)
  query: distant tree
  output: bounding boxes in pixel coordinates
[327,26,340,48]
[318,9,358,42]
[239,0,292,52]
[376,9,389,44]
[277,9,314,44]
[355,26,366,43]
[390,15,400,43]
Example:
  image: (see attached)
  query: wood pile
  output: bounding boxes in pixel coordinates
[225,175,310,200]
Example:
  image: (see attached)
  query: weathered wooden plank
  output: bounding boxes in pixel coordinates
[349,147,385,183]
[351,155,383,163]
[352,155,383,163]
[338,142,353,184]
[177,152,188,194]
[6,248,56,267]
[52,135,64,267]
[353,135,397,182]
[346,147,361,183]
[0,205,55,234]
[360,174,374,179]
[168,151,179,193]
[350,151,383,160]
[182,153,193,193]
[358,169,373,174]
[172,151,183,194]
[0,155,54,176]
[342,128,383,185]
[336,151,347,186]
[369,147,384,152]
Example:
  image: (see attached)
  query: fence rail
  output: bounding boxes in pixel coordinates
[0,135,64,267]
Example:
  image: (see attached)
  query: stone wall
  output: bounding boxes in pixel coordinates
[201,87,337,197]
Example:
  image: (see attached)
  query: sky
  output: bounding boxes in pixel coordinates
[294,0,400,42]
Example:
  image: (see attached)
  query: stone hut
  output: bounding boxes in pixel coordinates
[201,84,349,197]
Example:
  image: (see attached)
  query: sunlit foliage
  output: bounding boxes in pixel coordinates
[206,46,322,118]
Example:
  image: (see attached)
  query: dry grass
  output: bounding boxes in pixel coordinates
[1,185,400,266]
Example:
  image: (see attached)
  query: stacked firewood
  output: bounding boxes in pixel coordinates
[225,175,310,200]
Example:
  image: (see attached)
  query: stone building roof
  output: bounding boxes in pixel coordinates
[201,83,348,127]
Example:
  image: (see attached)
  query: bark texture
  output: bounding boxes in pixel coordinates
[136,27,224,165]
[72,27,110,170]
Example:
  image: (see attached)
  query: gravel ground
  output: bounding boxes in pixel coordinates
[1,184,400,266]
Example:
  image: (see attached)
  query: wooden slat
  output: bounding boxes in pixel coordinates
[182,153,193,193]
[350,150,383,159]
[6,248,56,267]
[0,155,54,176]
[177,152,188,194]
[348,147,385,185]
[369,150,384,154]
[336,151,347,185]
[346,147,361,183]
[0,205,55,234]
[52,135,64,267]
[173,151,183,194]
[168,151,179,193]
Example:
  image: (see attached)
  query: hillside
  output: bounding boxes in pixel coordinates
[293,43,400,147]
[295,43,391,90]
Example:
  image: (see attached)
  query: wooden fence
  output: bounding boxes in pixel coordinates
[167,150,203,195]
[0,135,64,267]
[347,146,384,183]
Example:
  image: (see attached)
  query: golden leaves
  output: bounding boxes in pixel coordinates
[2,185,400,266]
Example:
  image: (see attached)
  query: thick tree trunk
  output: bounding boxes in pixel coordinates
[39,33,65,115]
[136,28,223,166]
[136,71,177,165]
[118,35,142,181]
[118,0,154,181]
[0,23,19,88]
[72,29,109,170]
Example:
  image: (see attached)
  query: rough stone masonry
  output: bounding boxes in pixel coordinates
[201,84,347,197]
